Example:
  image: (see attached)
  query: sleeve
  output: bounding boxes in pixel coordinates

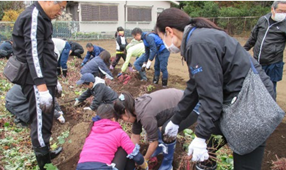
[141,117,159,142]
[60,43,70,70]
[121,48,133,72]
[145,35,157,61]
[98,46,105,53]
[90,84,105,110]
[120,130,136,155]
[132,121,143,135]
[243,20,260,51]
[82,51,91,64]
[78,89,92,102]
[98,60,113,79]
[54,46,60,61]
[23,13,46,85]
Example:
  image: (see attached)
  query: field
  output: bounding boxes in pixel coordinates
[0,37,286,170]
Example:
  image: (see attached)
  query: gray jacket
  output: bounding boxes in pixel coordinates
[244,13,286,65]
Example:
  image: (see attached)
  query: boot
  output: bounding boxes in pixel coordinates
[139,71,147,81]
[62,69,67,77]
[153,76,159,84]
[162,78,168,87]
[158,140,176,170]
[50,147,63,159]
[151,130,164,157]
[34,146,51,170]
[195,162,217,170]
[57,67,61,76]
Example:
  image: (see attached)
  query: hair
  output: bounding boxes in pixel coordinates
[97,104,119,120]
[272,1,286,9]
[131,27,143,36]
[86,43,93,48]
[115,26,124,38]
[156,8,223,34]
[99,51,111,67]
[113,91,136,119]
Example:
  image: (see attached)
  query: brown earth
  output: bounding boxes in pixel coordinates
[51,38,286,170]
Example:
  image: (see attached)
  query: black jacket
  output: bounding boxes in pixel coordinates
[78,83,118,110]
[69,41,84,53]
[0,41,13,55]
[171,26,275,140]
[116,35,128,52]
[244,13,286,65]
[12,2,57,86]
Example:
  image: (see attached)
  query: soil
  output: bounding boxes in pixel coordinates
[51,38,286,170]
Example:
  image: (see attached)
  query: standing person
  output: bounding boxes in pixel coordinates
[77,104,148,170]
[132,28,170,86]
[69,40,84,59]
[244,1,286,98]
[81,43,105,66]
[110,26,132,70]
[52,38,71,77]
[0,40,13,59]
[156,8,276,170]
[113,89,199,170]
[12,1,67,169]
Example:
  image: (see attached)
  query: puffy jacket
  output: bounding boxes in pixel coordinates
[69,41,84,53]
[171,25,275,140]
[244,13,286,65]
[0,41,13,56]
[82,45,105,64]
[141,32,166,61]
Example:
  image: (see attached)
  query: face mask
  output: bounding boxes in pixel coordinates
[273,11,286,22]
[163,34,180,53]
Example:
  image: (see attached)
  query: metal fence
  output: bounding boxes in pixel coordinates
[0,16,260,41]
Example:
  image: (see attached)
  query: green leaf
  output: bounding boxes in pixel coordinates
[51,143,58,150]
[44,163,58,170]
[4,122,9,127]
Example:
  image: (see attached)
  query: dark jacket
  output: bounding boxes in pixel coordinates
[12,2,57,86]
[82,45,105,64]
[80,56,113,79]
[0,41,13,56]
[141,32,166,61]
[244,13,286,65]
[116,35,128,52]
[171,25,275,140]
[69,41,84,53]
[78,83,118,110]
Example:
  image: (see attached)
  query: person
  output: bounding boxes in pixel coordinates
[80,51,113,80]
[77,104,148,170]
[113,89,199,170]
[74,73,118,111]
[81,43,105,66]
[12,1,67,169]
[132,28,170,86]
[0,40,13,59]
[69,40,84,59]
[52,38,71,77]
[155,8,275,170]
[244,1,286,98]
[110,26,132,70]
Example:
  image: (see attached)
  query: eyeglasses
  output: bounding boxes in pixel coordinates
[275,9,286,13]
[57,3,66,12]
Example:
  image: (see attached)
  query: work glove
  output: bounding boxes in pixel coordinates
[55,81,62,98]
[146,60,152,70]
[63,70,67,77]
[139,159,149,170]
[141,63,147,72]
[164,121,179,140]
[83,107,92,111]
[188,137,209,162]
[39,90,53,113]
[57,112,65,124]
[80,63,85,67]
[74,98,80,106]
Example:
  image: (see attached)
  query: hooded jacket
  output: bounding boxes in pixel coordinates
[78,119,135,164]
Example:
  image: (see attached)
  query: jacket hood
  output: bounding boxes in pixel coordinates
[181,24,194,61]
[135,95,152,122]
[92,119,122,133]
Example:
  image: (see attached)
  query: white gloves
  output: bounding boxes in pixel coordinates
[57,112,65,124]
[39,91,53,113]
[164,121,179,138]
[188,137,209,162]
[55,81,62,98]
[146,60,152,70]
[83,107,92,111]
[74,98,80,106]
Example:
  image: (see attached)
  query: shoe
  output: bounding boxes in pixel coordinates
[57,67,61,76]
[162,78,168,87]
[139,71,147,81]
[50,147,63,160]
[195,162,217,170]
[158,140,176,170]
[153,76,159,84]
[34,146,51,170]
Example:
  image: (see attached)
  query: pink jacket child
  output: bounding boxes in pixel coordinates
[77,104,148,170]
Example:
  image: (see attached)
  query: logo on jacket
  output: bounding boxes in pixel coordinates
[190,65,203,75]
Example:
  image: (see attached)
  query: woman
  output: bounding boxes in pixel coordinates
[113,89,199,170]
[156,8,275,170]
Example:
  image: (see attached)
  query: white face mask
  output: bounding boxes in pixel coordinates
[163,34,180,53]
[273,11,286,22]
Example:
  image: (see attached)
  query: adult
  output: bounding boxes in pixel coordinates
[0,40,13,59]
[244,1,286,98]
[69,40,84,59]
[156,8,275,170]
[52,38,71,77]
[132,28,170,86]
[81,43,105,66]
[113,89,199,170]
[12,1,67,169]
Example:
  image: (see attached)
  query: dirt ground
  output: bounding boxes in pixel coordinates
[52,38,286,170]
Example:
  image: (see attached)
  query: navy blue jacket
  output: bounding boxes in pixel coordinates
[80,56,113,78]
[141,32,166,61]
[82,45,105,64]
[0,41,13,55]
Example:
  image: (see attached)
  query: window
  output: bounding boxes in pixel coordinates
[127,7,152,22]
[81,4,118,21]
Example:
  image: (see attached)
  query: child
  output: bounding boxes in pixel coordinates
[74,73,118,111]
[77,104,148,170]
[110,26,132,70]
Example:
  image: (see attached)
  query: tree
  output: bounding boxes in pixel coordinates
[0,1,25,20]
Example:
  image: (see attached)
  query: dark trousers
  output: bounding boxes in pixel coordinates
[154,49,170,79]
[71,49,84,59]
[22,85,55,148]
[112,53,131,67]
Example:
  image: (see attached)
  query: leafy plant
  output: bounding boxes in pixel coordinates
[146,85,155,92]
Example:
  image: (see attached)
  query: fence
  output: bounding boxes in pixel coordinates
[0,16,260,41]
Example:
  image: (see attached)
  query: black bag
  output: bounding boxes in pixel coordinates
[3,55,28,85]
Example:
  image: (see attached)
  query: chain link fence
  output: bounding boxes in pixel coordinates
[0,16,260,41]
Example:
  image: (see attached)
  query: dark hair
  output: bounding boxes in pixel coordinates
[131,27,142,36]
[156,8,223,34]
[86,43,93,48]
[99,51,111,67]
[117,26,124,32]
[83,82,91,85]
[113,91,136,119]
[97,104,119,120]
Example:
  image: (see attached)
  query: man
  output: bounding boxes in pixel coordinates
[81,43,105,66]
[12,1,67,169]
[244,1,286,98]
[52,38,71,77]
[69,40,84,59]
[0,40,13,59]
